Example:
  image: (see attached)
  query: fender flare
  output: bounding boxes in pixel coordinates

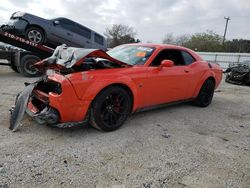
[81,76,139,112]
[193,71,216,98]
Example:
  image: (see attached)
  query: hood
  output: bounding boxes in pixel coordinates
[35,44,131,70]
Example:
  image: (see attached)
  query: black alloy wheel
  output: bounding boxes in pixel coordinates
[90,86,131,131]
[193,79,215,107]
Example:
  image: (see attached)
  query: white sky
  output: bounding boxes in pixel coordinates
[0,0,250,43]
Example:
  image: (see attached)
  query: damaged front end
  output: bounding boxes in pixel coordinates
[10,77,62,131]
[10,75,91,131]
[26,78,61,125]
[9,44,131,131]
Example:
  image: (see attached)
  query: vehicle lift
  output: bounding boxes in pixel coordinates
[0,31,54,77]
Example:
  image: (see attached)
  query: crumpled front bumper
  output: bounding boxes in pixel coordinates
[9,75,91,132]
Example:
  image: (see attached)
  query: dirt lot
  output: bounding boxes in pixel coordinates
[0,66,249,188]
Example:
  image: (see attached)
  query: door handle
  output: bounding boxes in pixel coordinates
[184,69,189,73]
[67,32,72,36]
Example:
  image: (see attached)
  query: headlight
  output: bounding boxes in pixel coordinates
[49,81,62,94]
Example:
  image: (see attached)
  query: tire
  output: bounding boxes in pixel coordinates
[18,55,42,77]
[90,86,132,132]
[10,54,19,73]
[193,79,215,107]
[10,63,19,73]
[25,27,45,44]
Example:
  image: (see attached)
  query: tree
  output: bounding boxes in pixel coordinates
[162,33,175,44]
[162,33,190,46]
[175,34,190,46]
[183,30,224,52]
[162,31,250,52]
[224,39,250,53]
[104,24,140,48]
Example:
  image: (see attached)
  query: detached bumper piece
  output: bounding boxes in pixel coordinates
[9,83,37,131]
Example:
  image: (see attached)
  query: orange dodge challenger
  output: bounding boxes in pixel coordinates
[10,43,223,132]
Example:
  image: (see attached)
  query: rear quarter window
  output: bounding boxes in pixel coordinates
[181,51,195,65]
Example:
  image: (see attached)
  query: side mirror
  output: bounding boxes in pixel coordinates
[53,20,60,25]
[158,60,174,70]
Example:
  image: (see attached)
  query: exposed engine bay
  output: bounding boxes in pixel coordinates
[57,57,122,74]
[34,44,129,75]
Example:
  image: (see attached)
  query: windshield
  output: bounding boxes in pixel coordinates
[107,45,155,65]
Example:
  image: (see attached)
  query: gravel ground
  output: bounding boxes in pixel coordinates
[0,66,249,188]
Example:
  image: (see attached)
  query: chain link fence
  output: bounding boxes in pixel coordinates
[197,52,250,69]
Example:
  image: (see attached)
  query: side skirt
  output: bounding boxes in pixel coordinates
[135,99,194,113]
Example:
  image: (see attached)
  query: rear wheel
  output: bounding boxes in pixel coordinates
[25,27,45,44]
[193,79,215,107]
[90,86,131,131]
[18,55,42,77]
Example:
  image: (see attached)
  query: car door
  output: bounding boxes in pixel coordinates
[144,49,196,107]
[49,18,75,46]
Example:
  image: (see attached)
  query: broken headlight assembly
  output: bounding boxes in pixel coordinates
[36,79,62,95]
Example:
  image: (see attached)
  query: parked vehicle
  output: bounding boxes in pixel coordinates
[2,11,107,50]
[224,61,250,85]
[10,43,223,132]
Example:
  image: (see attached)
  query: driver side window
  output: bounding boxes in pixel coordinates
[150,49,186,66]
[58,18,75,31]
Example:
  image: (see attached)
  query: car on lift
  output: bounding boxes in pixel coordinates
[2,11,107,50]
[10,43,223,132]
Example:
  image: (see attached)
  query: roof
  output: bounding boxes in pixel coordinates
[126,43,192,50]
[124,43,203,61]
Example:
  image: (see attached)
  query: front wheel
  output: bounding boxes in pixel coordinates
[193,79,215,107]
[25,27,45,44]
[90,86,132,132]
